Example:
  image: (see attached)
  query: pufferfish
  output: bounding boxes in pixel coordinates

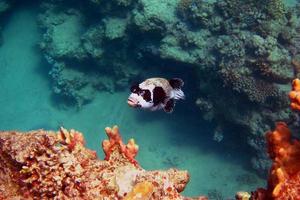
[127,78,185,113]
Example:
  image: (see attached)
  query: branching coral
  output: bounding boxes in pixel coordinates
[177,0,214,28]
[265,0,286,20]
[0,126,202,199]
[102,126,139,166]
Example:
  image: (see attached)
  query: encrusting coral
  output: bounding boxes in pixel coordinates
[0,125,206,199]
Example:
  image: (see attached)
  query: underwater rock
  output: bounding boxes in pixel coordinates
[0,126,204,199]
[103,17,128,41]
[133,0,179,36]
[38,6,87,60]
[0,0,10,46]
[0,0,10,14]
[38,1,141,106]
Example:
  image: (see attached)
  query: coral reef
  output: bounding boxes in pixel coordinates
[28,0,300,173]
[0,126,207,199]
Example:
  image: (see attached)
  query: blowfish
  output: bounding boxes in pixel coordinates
[127,78,185,113]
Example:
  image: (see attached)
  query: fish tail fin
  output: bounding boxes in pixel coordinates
[171,89,185,100]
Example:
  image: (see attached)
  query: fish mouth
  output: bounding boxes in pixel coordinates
[127,98,138,107]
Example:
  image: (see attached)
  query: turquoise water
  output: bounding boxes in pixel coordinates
[0,4,266,198]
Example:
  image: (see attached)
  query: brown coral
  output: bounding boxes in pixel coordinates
[0,126,198,199]
[220,68,281,104]
[292,59,300,78]
[252,60,292,84]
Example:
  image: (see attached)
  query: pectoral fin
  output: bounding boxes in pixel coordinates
[164,99,175,113]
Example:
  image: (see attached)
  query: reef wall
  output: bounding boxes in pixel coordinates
[0,126,208,199]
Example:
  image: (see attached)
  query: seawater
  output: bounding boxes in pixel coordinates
[3,1,298,198]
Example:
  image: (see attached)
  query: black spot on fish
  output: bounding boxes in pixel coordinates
[141,89,152,102]
[169,78,184,89]
[153,86,166,106]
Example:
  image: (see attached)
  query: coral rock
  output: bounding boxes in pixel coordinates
[0,126,195,199]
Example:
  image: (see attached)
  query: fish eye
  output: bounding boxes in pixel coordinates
[141,90,151,102]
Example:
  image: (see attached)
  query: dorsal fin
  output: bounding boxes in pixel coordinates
[169,78,184,89]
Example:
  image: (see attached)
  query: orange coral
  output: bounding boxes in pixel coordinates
[102,126,139,166]
[289,78,300,111]
[251,122,300,200]
[249,79,300,200]
[262,122,300,199]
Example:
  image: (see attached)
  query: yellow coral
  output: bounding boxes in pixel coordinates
[124,181,154,200]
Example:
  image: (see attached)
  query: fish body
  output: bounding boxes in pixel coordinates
[127,78,185,113]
